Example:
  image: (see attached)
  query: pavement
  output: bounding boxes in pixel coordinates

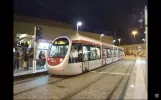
[14,57,136,99]
[124,57,147,99]
[13,56,147,99]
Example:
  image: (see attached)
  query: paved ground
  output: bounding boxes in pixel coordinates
[14,56,137,100]
[124,57,147,99]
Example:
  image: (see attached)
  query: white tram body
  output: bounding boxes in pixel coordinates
[46,34,124,75]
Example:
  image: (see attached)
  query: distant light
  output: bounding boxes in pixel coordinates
[20,34,27,38]
[142,39,145,41]
[77,22,82,26]
[13,48,15,52]
[131,84,134,88]
[118,39,121,41]
[101,34,104,37]
[39,42,49,49]
[113,40,116,43]
[132,31,137,35]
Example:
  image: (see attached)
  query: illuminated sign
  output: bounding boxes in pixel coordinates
[55,41,65,44]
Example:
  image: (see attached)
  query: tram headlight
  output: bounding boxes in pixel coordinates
[60,58,63,62]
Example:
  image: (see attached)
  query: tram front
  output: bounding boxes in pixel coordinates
[47,37,71,73]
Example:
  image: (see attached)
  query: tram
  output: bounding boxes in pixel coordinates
[46,34,124,75]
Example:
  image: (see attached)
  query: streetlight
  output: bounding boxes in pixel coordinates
[76,21,82,34]
[100,34,104,37]
[113,40,116,45]
[132,31,138,44]
[100,34,104,65]
[118,38,121,46]
[100,34,104,42]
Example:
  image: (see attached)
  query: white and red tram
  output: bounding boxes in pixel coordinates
[46,34,124,75]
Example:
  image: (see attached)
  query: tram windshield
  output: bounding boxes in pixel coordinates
[49,38,69,58]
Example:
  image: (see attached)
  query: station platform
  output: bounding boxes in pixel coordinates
[124,57,147,99]
[14,67,47,79]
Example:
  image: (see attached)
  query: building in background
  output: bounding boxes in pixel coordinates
[120,43,146,56]
[14,15,113,44]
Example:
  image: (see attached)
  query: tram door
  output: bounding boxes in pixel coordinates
[82,45,89,72]
[102,48,107,65]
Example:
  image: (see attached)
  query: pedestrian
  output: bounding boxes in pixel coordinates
[13,52,16,71]
[39,51,43,67]
[15,48,20,69]
[42,51,46,66]
[23,50,29,70]
[29,48,33,67]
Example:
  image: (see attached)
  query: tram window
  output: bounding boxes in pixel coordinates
[119,50,121,56]
[49,38,69,58]
[78,44,83,62]
[107,49,111,58]
[111,49,113,56]
[115,49,118,57]
[112,49,115,57]
[90,46,95,60]
[69,43,83,63]
[69,44,78,63]
[95,47,101,59]
[103,49,107,57]
[83,45,89,61]
[89,46,100,60]
[117,49,120,56]
[117,49,119,56]
[112,49,115,56]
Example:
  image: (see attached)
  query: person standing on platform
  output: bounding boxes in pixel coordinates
[23,50,29,70]
[42,51,46,66]
[15,48,20,69]
[39,51,43,67]
[29,48,33,67]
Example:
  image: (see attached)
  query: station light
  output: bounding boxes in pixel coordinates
[77,21,82,34]
[132,30,138,44]
[77,22,82,26]
[20,34,27,38]
[132,31,137,35]
[101,34,104,37]
[118,39,121,45]
[38,42,49,49]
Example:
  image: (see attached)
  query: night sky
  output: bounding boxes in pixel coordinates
[14,0,147,45]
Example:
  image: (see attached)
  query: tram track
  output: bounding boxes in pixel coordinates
[105,60,135,100]
[13,74,73,85]
[14,59,130,98]
[60,60,131,100]
[14,61,120,86]
[14,75,70,96]
[14,60,124,96]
